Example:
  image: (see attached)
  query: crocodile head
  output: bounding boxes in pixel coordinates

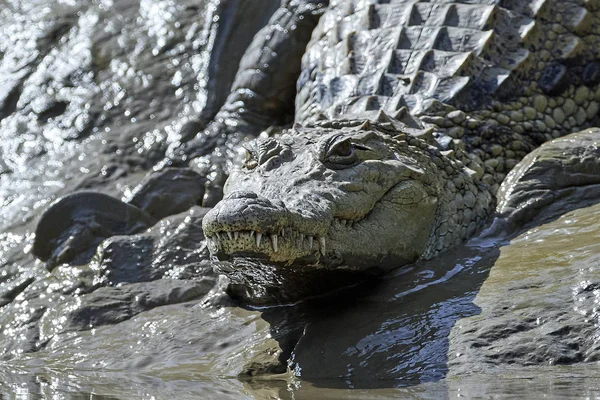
[202,119,491,304]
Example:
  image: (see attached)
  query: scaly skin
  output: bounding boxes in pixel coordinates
[202,115,491,303]
[200,0,600,303]
[296,0,600,194]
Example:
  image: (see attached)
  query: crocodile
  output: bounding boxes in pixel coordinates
[32,0,600,303]
[198,0,600,303]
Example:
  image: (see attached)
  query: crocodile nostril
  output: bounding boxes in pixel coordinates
[225,191,259,200]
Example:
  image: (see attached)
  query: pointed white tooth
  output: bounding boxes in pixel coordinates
[227,231,233,240]
[308,236,313,249]
[281,229,285,238]
[271,235,278,253]
[299,234,304,248]
[234,231,239,240]
[256,233,262,247]
[319,237,326,255]
[250,230,255,238]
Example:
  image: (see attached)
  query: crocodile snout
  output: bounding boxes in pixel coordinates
[202,190,331,261]
[202,191,294,260]
[202,191,290,236]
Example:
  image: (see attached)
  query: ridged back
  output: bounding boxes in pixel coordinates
[296,0,600,122]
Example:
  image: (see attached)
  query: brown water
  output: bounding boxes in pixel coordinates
[2,0,600,398]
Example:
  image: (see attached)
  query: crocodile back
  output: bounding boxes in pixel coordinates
[296,0,600,124]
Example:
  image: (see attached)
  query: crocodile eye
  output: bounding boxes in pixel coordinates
[330,140,353,157]
[325,139,359,168]
[244,149,258,170]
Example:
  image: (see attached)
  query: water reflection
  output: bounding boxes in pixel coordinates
[255,244,499,388]
[4,365,600,399]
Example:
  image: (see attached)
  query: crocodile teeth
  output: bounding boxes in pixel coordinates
[208,229,331,254]
[271,234,278,253]
[341,219,347,226]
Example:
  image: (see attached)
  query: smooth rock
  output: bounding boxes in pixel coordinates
[32,192,157,269]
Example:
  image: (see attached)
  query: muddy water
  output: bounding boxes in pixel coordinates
[2,0,600,398]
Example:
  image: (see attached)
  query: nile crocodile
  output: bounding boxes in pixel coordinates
[32,0,600,303]
[198,0,600,302]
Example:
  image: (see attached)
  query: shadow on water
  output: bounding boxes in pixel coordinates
[249,241,502,390]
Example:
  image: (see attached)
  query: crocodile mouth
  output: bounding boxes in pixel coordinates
[204,217,365,263]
